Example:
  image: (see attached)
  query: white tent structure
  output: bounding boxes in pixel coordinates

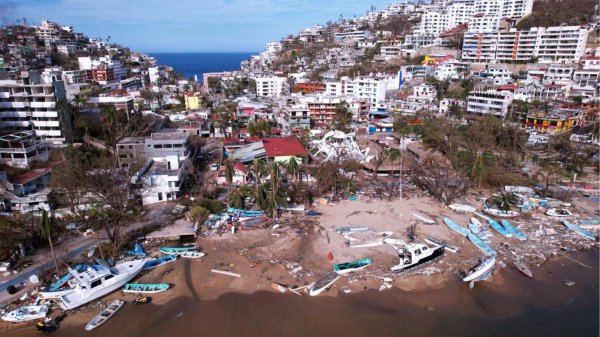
[312,131,373,163]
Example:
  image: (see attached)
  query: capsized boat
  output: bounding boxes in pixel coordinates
[482,208,519,219]
[123,283,170,294]
[85,299,124,331]
[467,232,496,256]
[412,211,435,224]
[512,259,533,278]
[143,255,178,270]
[463,256,496,282]
[309,272,340,296]
[449,204,477,213]
[499,219,526,241]
[159,247,196,255]
[179,251,206,259]
[443,217,470,237]
[562,220,599,240]
[60,259,145,310]
[385,239,445,272]
[333,258,373,275]
[1,305,48,322]
[546,208,573,217]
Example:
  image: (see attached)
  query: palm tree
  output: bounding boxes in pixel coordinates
[230,186,253,209]
[251,159,266,204]
[493,193,519,211]
[468,150,494,186]
[285,156,300,182]
[264,162,286,218]
[386,148,401,199]
[224,159,234,185]
[40,210,60,276]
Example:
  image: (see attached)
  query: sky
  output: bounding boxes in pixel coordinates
[2,0,396,53]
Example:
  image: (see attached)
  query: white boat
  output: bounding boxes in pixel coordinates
[463,256,496,282]
[449,204,476,213]
[482,208,520,219]
[60,259,145,310]
[412,211,435,224]
[344,231,393,248]
[546,208,573,217]
[309,272,340,296]
[179,251,206,259]
[85,299,124,331]
[1,305,48,322]
[385,239,445,272]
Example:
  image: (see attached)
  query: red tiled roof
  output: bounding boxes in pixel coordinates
[497,84,519,91]
[233,162,248,174]
[262,137,307,157]
[582,56,600,60]
[12,168,52,185]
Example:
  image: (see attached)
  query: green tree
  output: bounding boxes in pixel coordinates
[263,162,287,218]
[40,210,60,276]
[285,156,300,182]
[230,186,253,209]
[224,159,234,185]
[331,101,353,133]
[386,148,401,199]
[189,205,210,226]
[493,193,520,211]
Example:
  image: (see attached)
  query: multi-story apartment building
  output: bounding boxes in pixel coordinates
[305,97,345,124]
[467,90,514,117]
[135,155,187,205]
[0,168,52,213]
[536,26,588,64]
[0,131,50,169]
[283,104,311,130]
[116,137,146,168]
[0,71,69,144]
[571,69,600,99]
[333,30,371,42]
[462,26,588,64]
[77,56,127,84]
[254,76,286,97]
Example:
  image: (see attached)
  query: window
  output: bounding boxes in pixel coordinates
[104,275,114,282]
[91,279,102,288]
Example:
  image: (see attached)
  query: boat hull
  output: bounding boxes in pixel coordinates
[463,256,496,282]
[443,218,469,237]
[391,246,445,272]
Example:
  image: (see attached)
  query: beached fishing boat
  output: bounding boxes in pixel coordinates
[449,204,477,213]
[60,259,145,310]
[345,231,393,248]
[463,256,496,282]
[546,208,573,217]
[227,208,264,217]
[512,259,533,278]
[123,283,170,294]
[85,299,124,331]
[468,218,493,242]
[143,255,178,270]
[335,226,369,234]
[179,251,206,259]
[499,219,526,241]
[239,216,269,227]
[482,208,520,219]
[159,247,196,255]
[467,232,496,256]
[309,272,341,296]
[443,217,470,237]
[475,213,512,238]
[1,305,48,322]
[562,220,599,240]
[424,237,459,253]
[412,211,435,224]
[577,219,600,230]
[333,258,373,275]
[386,239,445,272]
[38,264,96,299]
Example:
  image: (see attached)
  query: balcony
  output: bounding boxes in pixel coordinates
[30,102,56,109]
[0,92,9,98]
[0,102,29,108]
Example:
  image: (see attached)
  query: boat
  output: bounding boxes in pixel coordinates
[133,297,152,305]
[123,283,170,294]
[59,259,145,310]
[512,259,533,278]
[562,221,599,240]
[546,208,573,217]
[475,213,512,238]
[424,237,459,253]
[271,283,288,293]
[39,264,98,299]
[125,243,146,257]
[482,208,520,219]
[1,305,48,322]
[179,251,206,259]
[499,219,527,241]
[142,255,178,270]
[467,232,496,256]
[344,231,393,248]
[335,226,369,234]
[333,258,373,275]
[412,211,435,224]
[159,247,196,255]
[463,256,496,282]
[309,272,340,296]
[443,217,470,237]
[239,216,269,227]
[449,204,477,213]
[85,299,124,331]
[227,208,264,217]
[577,219,600,230]
[305,210,321,216]
[385,239,445,272]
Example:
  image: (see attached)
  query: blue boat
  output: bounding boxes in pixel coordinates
[486,218,513,238]
[562,221,599,241]
[159,247,196,255]
[126,243,147,257]
[467,232,496,256]
[443,218,470,237]
[499,219,526,241]
[143,255,178,270]
[227,208,264,217]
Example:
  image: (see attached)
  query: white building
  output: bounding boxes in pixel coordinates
[254,76,286,97]
[0,72,68,144]
[467,90,513,117]
[536,26,588,64]
[571,69,599,99]
[265,42,282,54]
[434,60,470,80]
[137,155,187,205]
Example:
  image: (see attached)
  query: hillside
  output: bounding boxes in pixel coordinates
[516,0,598,29]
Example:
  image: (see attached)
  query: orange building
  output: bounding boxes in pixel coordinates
[293,82,325,94]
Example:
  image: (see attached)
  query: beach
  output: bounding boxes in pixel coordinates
[1,196,598,336]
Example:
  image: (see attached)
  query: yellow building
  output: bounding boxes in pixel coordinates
[524,111,581,134]
[184,94,201,110]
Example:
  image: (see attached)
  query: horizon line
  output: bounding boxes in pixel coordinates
[145,51,259,54]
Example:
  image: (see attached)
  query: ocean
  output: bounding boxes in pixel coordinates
[147,52,256,82]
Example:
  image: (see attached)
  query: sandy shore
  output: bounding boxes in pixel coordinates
[0,195,597,335]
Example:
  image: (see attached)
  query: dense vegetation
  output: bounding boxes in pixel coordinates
[516,0,598,29]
